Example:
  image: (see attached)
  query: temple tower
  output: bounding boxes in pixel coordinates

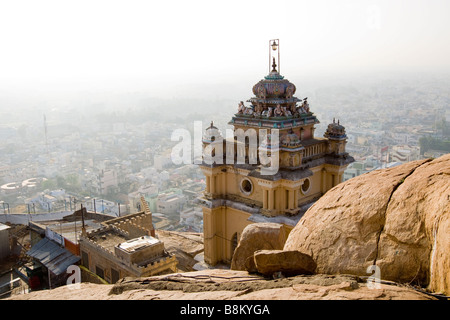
[198,40,354,266]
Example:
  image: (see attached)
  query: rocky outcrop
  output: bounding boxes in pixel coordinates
[231,223,287,271]
[377,154,450,294]
[253,250,316,276]
[8,156,448,300]
[284,154,450,295]
[155,230,203,272]
[8,269,436,300]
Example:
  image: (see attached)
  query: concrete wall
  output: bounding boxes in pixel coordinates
[80,265,110,285]
[80,238,138,283]
[0,225,10,259]
[0,211,73,225]
[202,206,252,266]
[80,237,176,284]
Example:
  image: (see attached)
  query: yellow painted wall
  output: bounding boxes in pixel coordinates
[201,159,348,265]
[202,204,297,265]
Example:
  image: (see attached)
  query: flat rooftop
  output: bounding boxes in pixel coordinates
[0,223,11,232]
[90,229,128,252]
[32,219,102,243]
[118,236,161,253]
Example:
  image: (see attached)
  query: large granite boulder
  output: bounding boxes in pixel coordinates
[284,154,450,294]
[254,250,316,276]
[231,223,287,271]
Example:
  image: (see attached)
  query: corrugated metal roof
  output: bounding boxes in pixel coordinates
[27,238,80,276]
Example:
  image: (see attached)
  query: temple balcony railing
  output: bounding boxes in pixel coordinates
[302,140,328,160]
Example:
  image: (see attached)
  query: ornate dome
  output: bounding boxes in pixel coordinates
[250,70,300,104]
[202,121,223,143]
[324,119,347,140]
[243,60,304,118]
[252,75,296,99]
[231,48,315,121]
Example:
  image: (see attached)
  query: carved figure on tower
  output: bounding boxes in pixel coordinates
[302,98,310,113]
[290,103,297,115]
[282,106,292,116]
[254,103,263,116]
[274,104,283,117]
[286,84,295,99]
[237,101,245,114]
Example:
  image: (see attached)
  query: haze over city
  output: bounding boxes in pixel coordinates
[1,0,450,100]
[0,0,449,303]
[0,0,448,210]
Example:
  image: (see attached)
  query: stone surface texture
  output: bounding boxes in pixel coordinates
[284,154,450,294]
[8,269,436,300]
[253,249,316,276]
[231,223,287,271]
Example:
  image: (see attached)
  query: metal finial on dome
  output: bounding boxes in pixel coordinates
[271,40,278,51]
[269,39,280,74]
[271,57,278,72]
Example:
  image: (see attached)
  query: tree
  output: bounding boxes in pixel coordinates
[40,179,56,191]
[56,176,66,189]
[65,174,81,193]
[419,136,450,155]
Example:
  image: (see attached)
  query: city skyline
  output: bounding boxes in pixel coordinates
[0,0,448,217]
[0,0,449,100]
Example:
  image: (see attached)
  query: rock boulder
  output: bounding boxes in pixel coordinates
[231,223,287,271]
[253,250,316,276]
[284,154,450,295]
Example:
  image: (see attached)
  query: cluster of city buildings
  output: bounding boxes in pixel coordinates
[308,77,450,180]
[0,134,205,230]
[0,39,449,297]
[1,72,448,230]
[0,197,178,294]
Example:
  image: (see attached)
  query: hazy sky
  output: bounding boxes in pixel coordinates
[1,0,449,98]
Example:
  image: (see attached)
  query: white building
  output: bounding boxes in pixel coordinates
[128,184,159,213]
[153,154,172,171]
[29,192,59,211]
[97,169,118,195]
[84,198,120,216]
[49,189,66,198]
[179,207,203,232]
[390,145,420,163]
[156,193,186,215]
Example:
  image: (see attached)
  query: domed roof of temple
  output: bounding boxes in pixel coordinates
[230,41,318,125]
[324,118,347,140]
[252,73,296,99]
[249,58,301,108]
[202,121,222,143]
